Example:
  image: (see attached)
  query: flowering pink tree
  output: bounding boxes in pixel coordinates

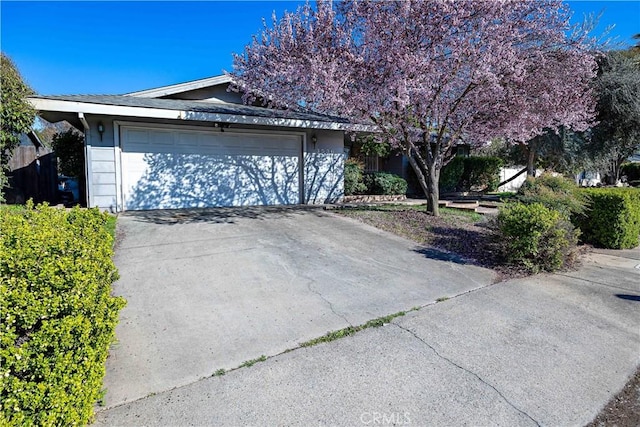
[232,0,597,215]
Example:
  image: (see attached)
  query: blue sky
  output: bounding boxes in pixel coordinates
[1,1,638,95]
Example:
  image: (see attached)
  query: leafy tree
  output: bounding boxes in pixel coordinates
[232,0,597,215]
[584,51,640,183]
[524,127,595,177]
[625,33,640,64]
[1,53,36,199]
[51,129,85,179]
[359,134,391,158]
[51,129,86,206]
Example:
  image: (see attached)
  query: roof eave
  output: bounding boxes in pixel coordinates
[28,97,367,132]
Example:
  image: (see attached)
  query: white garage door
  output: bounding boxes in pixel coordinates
[120,125,302,210]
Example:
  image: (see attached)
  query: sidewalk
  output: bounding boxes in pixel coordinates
[95,248,639,426]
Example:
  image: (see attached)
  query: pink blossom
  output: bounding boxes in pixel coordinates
[232,0,597,215]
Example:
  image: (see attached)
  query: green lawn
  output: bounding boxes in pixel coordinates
[105,214,117,241]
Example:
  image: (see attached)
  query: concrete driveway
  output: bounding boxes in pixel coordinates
[102,207,497,408]
[96,240,640,426]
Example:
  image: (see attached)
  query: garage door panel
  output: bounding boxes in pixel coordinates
[122,127,300,157]
[124,154,299,210]
[121,125,301,210]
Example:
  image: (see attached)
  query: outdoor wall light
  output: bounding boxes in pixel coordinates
[312,134,318,148]
[97,122,105,141]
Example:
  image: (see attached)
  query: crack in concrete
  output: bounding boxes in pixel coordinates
[392,323,541,427]
[97,282,496,414]
[305,279,353,326]
[269,238,353,328]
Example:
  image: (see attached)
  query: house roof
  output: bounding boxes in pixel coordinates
[28,94,369,131]
[124,75,233,98]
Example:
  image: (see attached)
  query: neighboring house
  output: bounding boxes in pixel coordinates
[28,75,359,212]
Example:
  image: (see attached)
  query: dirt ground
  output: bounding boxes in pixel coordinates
[337,207,528,280]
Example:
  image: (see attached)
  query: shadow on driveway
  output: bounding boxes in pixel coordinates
[122,205,328,225]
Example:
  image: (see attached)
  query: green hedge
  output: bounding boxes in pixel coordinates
[517,174,588,219]
[344,159,367,196]
[440,156,504,193]
[497,202,579,273]
[344,159,407,196]
[439,157,465,193]
[0,203,125,426]
[578,188,640,249]
[363,172,408,195]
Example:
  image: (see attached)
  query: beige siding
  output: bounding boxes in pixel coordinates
[162,86,243,103]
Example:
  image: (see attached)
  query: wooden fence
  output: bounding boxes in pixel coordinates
[4,146,58,204]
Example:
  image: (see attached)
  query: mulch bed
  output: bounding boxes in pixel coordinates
[586,365,640,427]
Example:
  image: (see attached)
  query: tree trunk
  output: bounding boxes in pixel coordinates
[426,163,440,216]
[613,155,624,184]
[526,147,536,177]
[406,154,439,216]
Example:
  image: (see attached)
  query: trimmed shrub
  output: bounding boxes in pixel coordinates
[344,158,367,195]
[461,156,504,192]
[440,156,503,192]
[517,174,588,219]
[0,203,125,426]
[439,157,465,193]
[578,188,640,249]
[363,172,408,195]
[497,202,580,273]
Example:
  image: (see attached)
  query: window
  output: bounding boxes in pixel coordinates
[363,155,379,172]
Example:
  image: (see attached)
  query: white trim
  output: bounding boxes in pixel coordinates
[78,112,90,131]
[28,97,373,132]
[124,75,233,98]
[113,120,307,140]
[78,113,91,208]
[113,121,124,212]
[301,134,307,204]
[115,121,307,208]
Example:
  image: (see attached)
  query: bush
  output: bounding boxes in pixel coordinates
[517,174,588,219]
[577,188,640,249]
[0,203,125,425]
[439,157,465,193]
[439,156,503,192]
[363,172,408,195]
[461,156,504,192]
[621,163,640,185]
[344,158,367,195]
[497,202,580,273]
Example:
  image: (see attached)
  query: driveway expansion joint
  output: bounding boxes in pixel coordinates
[392,323,541,427]
[556,273,639,292]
